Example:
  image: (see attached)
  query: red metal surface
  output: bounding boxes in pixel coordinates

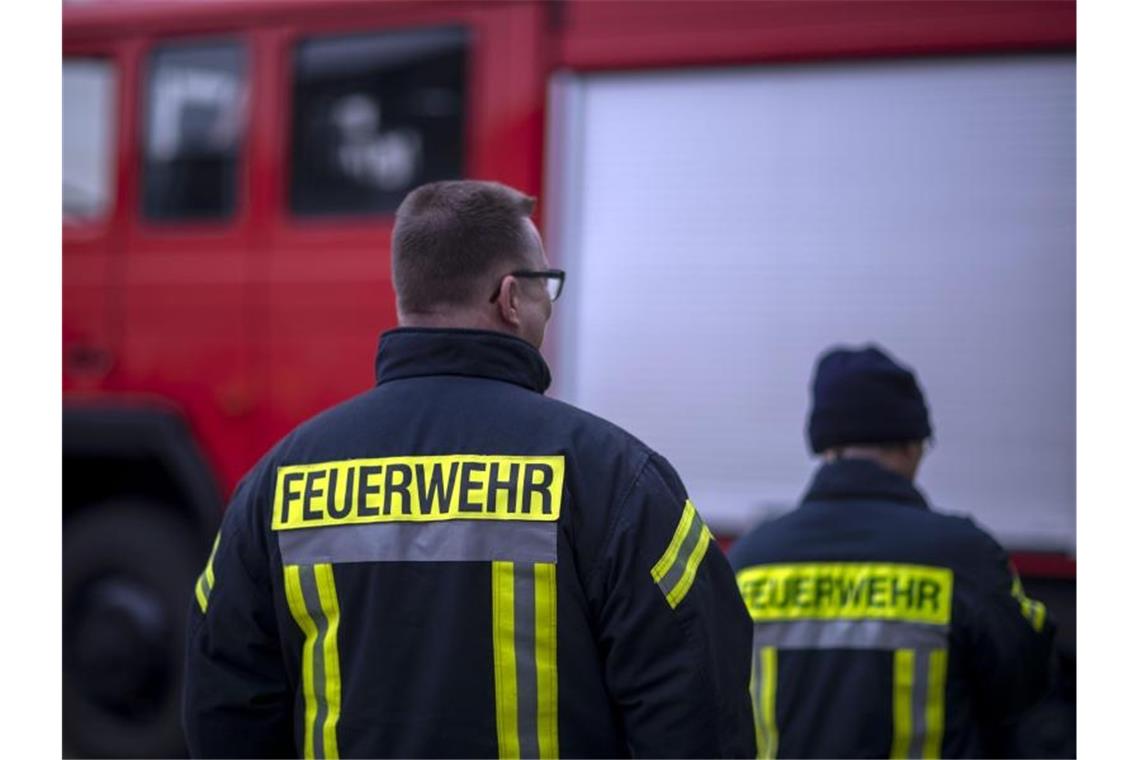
[64,0,1076,521]
[554,1,1075,71]
[65,1,547,495]
[1010,551,1077,580]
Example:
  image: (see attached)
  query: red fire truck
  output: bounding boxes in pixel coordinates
[63,1,1076,755]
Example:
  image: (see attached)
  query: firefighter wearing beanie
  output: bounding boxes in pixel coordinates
[728,345,1056,759]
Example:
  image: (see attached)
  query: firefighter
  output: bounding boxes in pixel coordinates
[729,345,1055,759]
[183,180,755,759]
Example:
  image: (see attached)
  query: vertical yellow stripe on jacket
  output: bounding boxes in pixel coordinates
[922,650,948,759]
[284,564,342,759]
[315,564,343,759]
[759,646,779,760]
[285,566,320,759]
[534,563,559,759]
[492,561,520,759]
[891,649,915,759]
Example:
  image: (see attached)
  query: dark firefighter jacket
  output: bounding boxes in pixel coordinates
[728,458,1056,759]
[184,327,756,759]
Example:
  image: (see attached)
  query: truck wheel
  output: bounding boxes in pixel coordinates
[63,501,205,758]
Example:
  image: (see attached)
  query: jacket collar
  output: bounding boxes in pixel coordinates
[374,327,552,394]
[801,458,930,510]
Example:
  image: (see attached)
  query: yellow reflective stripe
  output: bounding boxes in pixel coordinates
[194,532,222,613]
[285,566,320,760]
[666,524,712,608]
[891,649,915,759]
[651,501,697,583]
[759,646,778,760]
[194,575,209,613]
[204,532,220,587]
[1010,572,1048,632]
[284,564,342,759]
[314,565,342,760]
[492,561,520,759]
[534,563,559,759]
[922,649,948,759]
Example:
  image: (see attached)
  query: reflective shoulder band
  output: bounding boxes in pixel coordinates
[651,500,713,609]
[1011,572,1049,632]
[195,532,221,613]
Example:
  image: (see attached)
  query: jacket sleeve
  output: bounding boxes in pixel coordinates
[958,522,1056,731]
[585,453,756,758]
[183,471,295,759]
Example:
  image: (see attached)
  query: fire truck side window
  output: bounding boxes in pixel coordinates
[64,59,116,222]
[290,27,467,216]
[142,40,247,222]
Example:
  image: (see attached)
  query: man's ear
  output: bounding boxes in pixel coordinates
[907,441,925,463]
[494,275,522,327]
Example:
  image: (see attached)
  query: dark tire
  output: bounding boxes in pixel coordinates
[63,502,204,758]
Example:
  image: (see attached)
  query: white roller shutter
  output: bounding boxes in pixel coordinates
[545,55,1075,551]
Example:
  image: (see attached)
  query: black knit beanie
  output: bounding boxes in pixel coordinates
[807,345,933,454]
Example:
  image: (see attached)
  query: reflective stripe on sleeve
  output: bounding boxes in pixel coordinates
[285,563,342,759]
[1011,573,1048,632]
[651,500,713,609]
[194,532,221,613]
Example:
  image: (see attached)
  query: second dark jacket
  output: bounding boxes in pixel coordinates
[728,458,1055,759]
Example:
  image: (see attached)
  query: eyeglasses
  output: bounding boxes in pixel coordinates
[489,269,566,303]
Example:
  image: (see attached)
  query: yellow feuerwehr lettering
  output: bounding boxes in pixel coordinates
[736,563,953,625]
[272,455,565,530]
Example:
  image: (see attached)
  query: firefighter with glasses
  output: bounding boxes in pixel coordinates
[184,180,755,758]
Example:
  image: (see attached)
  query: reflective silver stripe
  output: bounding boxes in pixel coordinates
[278,521,558,564]
[299,566,331,759]
[753,620,948,650]
[657,511,705,599]
[909,649,931,759]
[514,564,540,759]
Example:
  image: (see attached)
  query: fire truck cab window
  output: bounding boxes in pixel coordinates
[64,59,116,222]
[143,41,247,222]
[290,27,467,216]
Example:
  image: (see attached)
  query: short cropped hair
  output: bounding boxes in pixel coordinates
[392,180,538,314]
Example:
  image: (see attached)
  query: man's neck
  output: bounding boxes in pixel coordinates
[827,446,917,482]
[399,308,512,335]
